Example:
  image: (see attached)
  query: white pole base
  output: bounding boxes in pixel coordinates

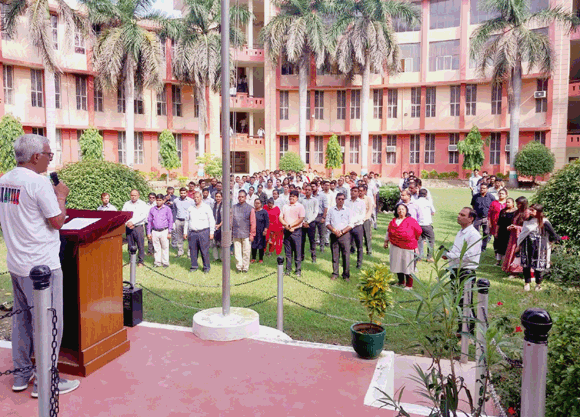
[192,307,260,341]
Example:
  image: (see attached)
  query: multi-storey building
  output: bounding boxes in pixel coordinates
[0,0,578,178]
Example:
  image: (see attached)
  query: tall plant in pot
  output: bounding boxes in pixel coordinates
[352,264,393,359]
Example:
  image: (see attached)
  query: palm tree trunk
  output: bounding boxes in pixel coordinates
[44,68,57,168]
[298,57,308,163]
[125,58,135,167]
[360,57,370,174]
[508,62,522,188]
[196,83,206,176]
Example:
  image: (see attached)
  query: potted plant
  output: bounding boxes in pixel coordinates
[351,264,393,359]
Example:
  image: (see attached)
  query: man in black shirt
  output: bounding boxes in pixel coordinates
[470,183,494,251]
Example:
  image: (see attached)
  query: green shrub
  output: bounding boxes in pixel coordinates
[449,171,459,179]
[196,153,222,178]
[534,160,580,247]
[0,114,24,173]
[357,264,393,325]
[545,241,580,287]
[78,127,104,160]
[325,134,342,169]
[378,185,400,212]
[438,172,448,179]
[58,160,151,210]
[279,151,305,172]
[546,307,580,416]
[420,169,429,179]
[458,125,486,170]
[429,169,438,179]
[514,141,555,182]
[158,129,181,174]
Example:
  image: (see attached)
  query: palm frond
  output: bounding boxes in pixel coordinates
[27,0,58,71]
[3,0,26,37]
[528,5,580,34]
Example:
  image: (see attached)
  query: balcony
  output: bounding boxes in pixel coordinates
[231,46,265,63]
[229,93,265,110]
[570,80,580,97]
[226,134,265,149]
[567,133,580,147]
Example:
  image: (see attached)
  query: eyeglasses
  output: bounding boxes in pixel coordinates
[40,152,54,160]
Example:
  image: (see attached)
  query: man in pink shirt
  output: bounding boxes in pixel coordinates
[280,190,305,276]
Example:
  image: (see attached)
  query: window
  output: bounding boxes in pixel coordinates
[505,133,511,164]
[32,127,45,136]
[314,136,324,164]
[170,39,175,61]
[530,0,549,13]
[470,0,500,24]
[134,132,144,164]
[134,88,144,115]
[175,134,182,162]
[3,65,13,105]
[55,129,62,165]
[450,86,460,116]
[75,75,87,111]
[118,131,126,164]
[394,1,421,32]
[400,43,420,73]
[314,91,324,119]
[410,134,420,164]
[449,133,459,164]
[492,83,502,115]
[350,90,361,119]
[195,134,200,158]
[94,86,103,112]
[54,73,61,109]
[117,85,125,113]
[425,87,436,118]
[156,90,167,116]
[489,132,501,165]
[372,135,383,164]
[172,85,182,117]
[305,136,310,164]
[1,4,12,40]
[535,131,546,145]
[536,79,548,113]
[31,69,43,107]
[280,91,289,120]
[51,15,58,49]
[387,89,398,118]
[306,93,311,119]
[77,130,83,161]
[337,90,346,120]
[349,136,360,164]
[466,84,477,115]
[373,89,383,119]
[281,58,296,75]
[279,135,288,158]
[430,0,461,29]
[74,26,85,54]
[385,135,397,164]
[411,87,421,118]
[194,96,199,118]
[159,37,166,61]
[425,134,435,164]
[429,40,460,71]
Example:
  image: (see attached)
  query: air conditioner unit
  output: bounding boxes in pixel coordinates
[385,146,397,152]
[505,145,511,152]
[448,145,458,152]
[534,91,546,99]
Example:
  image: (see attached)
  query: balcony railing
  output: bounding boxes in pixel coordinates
[569,80,580,97]
[567,133,580,147]
[225,134,265,148]
[229,93,265,109]
[231,46,265,62]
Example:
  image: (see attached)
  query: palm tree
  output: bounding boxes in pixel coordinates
[164,0,252,174]
[331,0,419,174]
[471,0,579,187]
[260,0,331,164]
[3,0,87,166]
[80,0,167,166]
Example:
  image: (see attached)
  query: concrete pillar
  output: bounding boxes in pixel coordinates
[249,112,254,136]
[247,0,253,48]
[249,67,254,96]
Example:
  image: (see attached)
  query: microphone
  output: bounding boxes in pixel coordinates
[50,172,60,186]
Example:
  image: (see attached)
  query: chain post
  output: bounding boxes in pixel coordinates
[520,308,552,417]
[460,278,471,364]
[276,256,284,332]
[475,278,490,412]
[30,265,52,417]
[129,245,137,287]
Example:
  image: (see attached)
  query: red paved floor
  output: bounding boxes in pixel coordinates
[1,324,490,417]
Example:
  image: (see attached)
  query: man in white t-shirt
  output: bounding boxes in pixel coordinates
[0,134,80,396]
[122,190,149,267]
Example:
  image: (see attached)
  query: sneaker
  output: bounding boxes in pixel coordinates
[330,275,338,280]
[12,374,34,392]
[250,259,256,264]
[32,378,80,398]
[404,286,413,291]
[524,283,531,292]
[295,272,301,277]
[258,260,263,264]
[535,284,542,291]
[189,268,198,273]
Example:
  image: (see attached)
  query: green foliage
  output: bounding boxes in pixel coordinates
[546,241,580,287]
[546,307,580,416]
[196,153,222,178]
[457,126,486,171]
[325,134,342,169]
[378,185,400,212]
[158,130,181,172]
[78,127,104,161]
[533,160,580,247]
[420,170,459,180]
[429,169,438,179]
[0,114,24,172]
[279,151,305,172]
[421,169,429,179]
[357,264,393,324]
[514,141,555,181]
[58,160,151,210]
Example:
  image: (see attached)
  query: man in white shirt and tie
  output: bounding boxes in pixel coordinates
[345,187,366,269]
[122,189,149,267]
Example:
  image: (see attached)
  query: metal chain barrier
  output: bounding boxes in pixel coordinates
[48,308,59,417]
[142,264,220,288]
[231,271,276,287]
[482,308,523,368]
[243,295,276,309]
[0,364,36,377]
[0,305,33,320]
[285,275,358,301]
[137,283,202,310]
[0,270,9,276]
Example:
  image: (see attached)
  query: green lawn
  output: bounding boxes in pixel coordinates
[0,187,577,353]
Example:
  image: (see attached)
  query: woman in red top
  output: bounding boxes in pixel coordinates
[383,203,422,288]
[265,198,284,255]
[488,188,508,265]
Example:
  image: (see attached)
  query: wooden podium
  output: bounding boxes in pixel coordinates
[58,209,132,376]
